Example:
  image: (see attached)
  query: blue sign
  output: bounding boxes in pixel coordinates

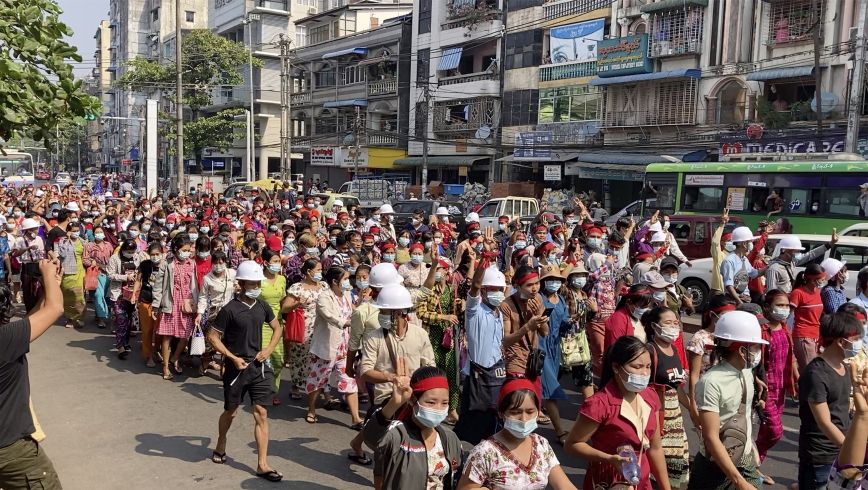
[597,34,653,77]
[514,132,552,161]
[129,146,140,161]
[202,159,225,171]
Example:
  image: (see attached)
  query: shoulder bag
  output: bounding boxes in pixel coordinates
[189,323,206,356]
[716,373,750,467]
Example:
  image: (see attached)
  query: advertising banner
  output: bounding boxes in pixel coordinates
[549,18,605,64]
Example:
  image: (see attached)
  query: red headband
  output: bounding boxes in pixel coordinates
[412,376,449,393]
[710,304,737,315]
[409,242,424,252]
[515,271,539,285]
[497,378,541,408]
[855,312,867,323]
[437,259,450,269]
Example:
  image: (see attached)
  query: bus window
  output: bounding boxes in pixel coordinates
[832,245,868,271]
[669,221,691,241]
[747,187,770,212]
[653,184,676,209]
[682,187,723,211]
[782,189,812,215]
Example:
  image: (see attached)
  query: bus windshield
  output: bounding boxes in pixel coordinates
[0,151,35,186]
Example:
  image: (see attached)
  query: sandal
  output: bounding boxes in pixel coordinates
[211,451,227,464]
[347,453,372,466]
[538,415,552,425]
[759,472,775,486]
[118,348,129,360]
[162,373,174,380]
[349,422,364,431]
[305,413,318,424]
[290,391,303,400]
[323,399,342,411]
[557,431,569,447]
[255,470,283,482]
[172,361,183,375]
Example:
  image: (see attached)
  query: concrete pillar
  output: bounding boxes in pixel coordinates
[739,0,755,62]
[842,0,856,44]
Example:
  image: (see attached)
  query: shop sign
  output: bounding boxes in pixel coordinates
[720,128,868,156]
[339,147,368,168]
[685,174,724,186]
[597,34,653,77]
[543,165,560,181]
[549,19,605,64]
[311,147,336,166]
[514,131,552,161]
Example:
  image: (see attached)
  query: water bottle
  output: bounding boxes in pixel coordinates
[618,446,640,486]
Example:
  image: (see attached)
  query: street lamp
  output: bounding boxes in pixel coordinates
[243,13,260,182]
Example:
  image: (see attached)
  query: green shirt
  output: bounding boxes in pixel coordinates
[695,360,755,458]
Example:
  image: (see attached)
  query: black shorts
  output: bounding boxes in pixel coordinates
[223,360,274,411]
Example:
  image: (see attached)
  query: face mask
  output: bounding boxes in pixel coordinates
[587,237,601,250]
[441,216,449,224]
[372,214,380,221]
[378,313,393,330]
[724,241,736,253]
[434,272,442,282]
[212,264,225,274]
[347,266,357,275]
[631,306,649,319]
[329,237,337,247]
[383,253,395,263]
[142,225,151,232]
[356,279,369,290]
[200,227,210,234]
[746,242,754,252]
[504,417,538,439]
[770,307,790,321]
[498,224,506,232]
[654,323,680,343]
[188,233,199,242]
[341,279,352,291]
[388,215,395,223]
[652,291,666,302]
[135,215,143,221]
[122,252,135,260]
[270,226,279,232]
[412,218,421,226]
[312,272,323,282]
[167,224,175,231]
[817,280,828,289]
[414,404,448,428]
[741,347,761,369]
[485,290,505,307]
[157,218,166,225]
[662,221,670,231]
[410,255,423,265]
[843,271,851,284]
[548,254,559,264]
[129,231,140,239]
[434,237,443,245]
[151,255,163,264]
[475,243,484,253]
[197,251,210,259]
[69,232,80,240]
[306,203,315,209]
[513,240,526,250]
[622,370,650,392]
[545,280,561,293]
[268,263,281,274]
[306,247,320,257]
[245,287,262,299]
[177,251,191,261]
[571,276,587,288]
[398,237,410,247]
[843,338,864,359]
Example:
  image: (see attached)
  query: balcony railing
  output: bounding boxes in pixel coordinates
[442,9,502,30]
[438,71,498,86]
[292,136,311,148]
[368,79,397,96]
[291,92,311,105]
[367,133,399,146]
[433,97,499,137]
[542,0,611,20]
[539,61,597,82]
[599,109,696,128]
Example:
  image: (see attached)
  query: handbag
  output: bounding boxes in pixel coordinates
[84,265,100,291]
[283,307,305,343]
[716,374,750,467]
[189,324,206,356]
[441,326,454,349]
[560,328,591,367]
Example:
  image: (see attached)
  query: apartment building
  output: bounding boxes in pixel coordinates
[290,11,413,184]
[90,20,112,166]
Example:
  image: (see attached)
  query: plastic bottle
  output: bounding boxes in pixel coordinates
[618,446,640,486]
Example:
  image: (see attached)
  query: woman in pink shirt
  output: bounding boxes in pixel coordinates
[84,225,115,329]
[604,284,654,349]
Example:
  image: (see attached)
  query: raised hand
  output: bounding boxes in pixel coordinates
[391,356,412,407]
[720,207,730,225]
[852,359,868,415]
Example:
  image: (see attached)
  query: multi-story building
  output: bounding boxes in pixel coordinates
[290,12,413,184]
[91,20,112,167]
[406,0,505,185]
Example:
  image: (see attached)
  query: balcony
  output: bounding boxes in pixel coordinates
[368,79,397,96]
[291,92,311,105]
[292,136,312,148]
[439,71,498,86]
[599,109,696,128]
[443,0,502,31]
[542,0,612,21]
[367,133,399,147]
[433,96,499,138]
[539,61,597,82]
[646,5,705,58]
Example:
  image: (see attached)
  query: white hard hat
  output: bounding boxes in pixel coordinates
[730,226,758,243]
[374,284,414,309]
[650,231,667,243]
[648,222,662,233]
[236,260,265,281]
[369,262,403,288]
[821,257,847,278]
[713,311,768,344]
[777,235,804,251]
[379,203,394,214]
[66,201,80,212]
[20,218,40,230]
[104,191,113,198]
[467,212,480,223]
[436,206,449,216]
[481,267,506,287]
[35,189,44,197]
[334,200,344,207]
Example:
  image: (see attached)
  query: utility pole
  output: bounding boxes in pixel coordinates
[244,13,260,181]
[353,104,362,175]
[421,83,431,198]
[813,0,823,147]
[846,0,868,153]
[175,0,184,192]
[278,34,291,181]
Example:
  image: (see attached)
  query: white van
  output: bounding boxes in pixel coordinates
[476,197,539,231]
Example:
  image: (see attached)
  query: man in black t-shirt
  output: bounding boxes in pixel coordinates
[798,311,863,490]
[46,209,72,247]
[207,261,284,482]
[0,258,64,489]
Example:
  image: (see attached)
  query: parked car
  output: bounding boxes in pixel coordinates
[311,192,360,212]
[604,198,656,227]
[35,170,51,180]
[841,222,868,238]
[223,178,282,200]
[664,215,744,260]
[389,200,465,234]
[55,172,71,186]
[476,197,540,231]
[678,234,868,311]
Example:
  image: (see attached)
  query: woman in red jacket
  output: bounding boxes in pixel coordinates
[604,284,654,349]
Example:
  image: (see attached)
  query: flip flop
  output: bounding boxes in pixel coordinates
[349,422,364,431]
[305,413,317,424]
[162,373,174,381]
[211,451,227,464]
[347,453,372,466]
[255,470,283,482]
[290,392,303,400]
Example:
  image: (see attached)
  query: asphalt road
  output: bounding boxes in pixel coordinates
[27,308,802,489]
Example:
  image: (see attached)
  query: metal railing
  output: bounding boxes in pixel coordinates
[291,92,311,105]
[599,109,696,128]
[442,9,502,30]
[438,71,498,86]
[367,133,399,146]
[539,61,598,82]
[367,79,398,96]
[542,0,611,20]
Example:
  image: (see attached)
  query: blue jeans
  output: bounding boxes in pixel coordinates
[798,461,832,490]
[94,272,109,319]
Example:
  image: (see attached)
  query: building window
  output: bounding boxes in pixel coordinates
[504,29,543,70]
[598,78,697,127]
[151,8,159,22]
[296,25,308,47]
[538,85,599,124]
[258,0,288,9]
[418,0,431,34]
[502,89,539,127]
[417,48,430,84]
[767,0,823,45]
[185,11,194,23]
[342,65,365,85]
[648,6,704,57]
[310,24,329,44]
[315,69,336,88]
[332,11,356,38]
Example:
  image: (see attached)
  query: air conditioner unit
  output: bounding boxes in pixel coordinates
[307,7,317,15]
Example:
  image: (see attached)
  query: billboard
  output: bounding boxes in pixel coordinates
[514,132,553,161]
[597,34,653,77]
[549,18,605,64]
[311,147,336,166]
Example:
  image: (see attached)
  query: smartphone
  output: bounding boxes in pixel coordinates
[543,307,554,318]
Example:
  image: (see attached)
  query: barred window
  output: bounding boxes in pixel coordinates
[656,79,697,125]
[767,0,823,45]
[648,5,704,58]
[418,0,431,34]
[417,48,430,83]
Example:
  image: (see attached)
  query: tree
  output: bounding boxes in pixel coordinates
[0,0,101,148]
[119,29,257,169]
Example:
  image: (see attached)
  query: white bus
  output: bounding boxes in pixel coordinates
[0,151,35,187]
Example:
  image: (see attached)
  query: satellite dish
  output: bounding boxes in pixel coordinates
[342,133,355,145]
[475,125,491,139]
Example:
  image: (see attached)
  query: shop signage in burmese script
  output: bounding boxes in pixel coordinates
[311,147,336,166]
[596,34,653,77]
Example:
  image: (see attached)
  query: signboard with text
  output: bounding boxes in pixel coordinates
[720,128,868,157]
[544,165,561,181]
[549,19,605,64]
[514,131,553,161]
[311,147,336,166]
[596,34,653,77]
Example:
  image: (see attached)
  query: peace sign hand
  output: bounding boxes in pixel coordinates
[851,359,868,415]
[389,357,413,408]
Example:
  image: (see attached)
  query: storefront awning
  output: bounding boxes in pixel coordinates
[437,47,463,71]
[745,65,816,81]
[322,47,368,60]
[577,149,708,164]
[323,99,368,108]
[565,161,647,182]
[639,0,708,13]
[393,156,489,167]
[497,151,579,163]
[591,69,701,86]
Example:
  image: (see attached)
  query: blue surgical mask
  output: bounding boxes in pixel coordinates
[383,253,395,263]
[245,287,262,299]
[793,252,804,262]
[329,237,337,247]
[398,237,410,247]
[622,370,650,392]
[571,276,587,288]
[548,254,559,264]
[724,241,736,252]
[378,313,393,330]
[843,338,864,359]
[268,264,281,274]
[306,247,320,257]
[770,307,790,321]
[188,233,198,242]
[341,279,352,290]
[410,255,423,265]
[652,291,666,302]
[414,405,448,428]
[504,417,538,439]
[312,272,322,282]
[631,306,649,319]
[356,280,369,290]
[513,240,526,250]
[177,251,191,261]
[544,280,561,293]
[587,237,602,250]
[486,290,505,307]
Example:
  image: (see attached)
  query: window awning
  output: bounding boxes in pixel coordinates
[393,155,489,167]
[497,151,579,163]
[322,47,368,60]
[590,69,701,86]
[576,149,708,164]
[639,0,708,13]
[745,65,816,81]
[323,99,368,108]
[437,47,463,71]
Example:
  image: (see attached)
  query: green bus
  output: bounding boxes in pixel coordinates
[643,159,868,233]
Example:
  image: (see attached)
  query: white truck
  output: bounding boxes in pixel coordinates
[338,178,408,209]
